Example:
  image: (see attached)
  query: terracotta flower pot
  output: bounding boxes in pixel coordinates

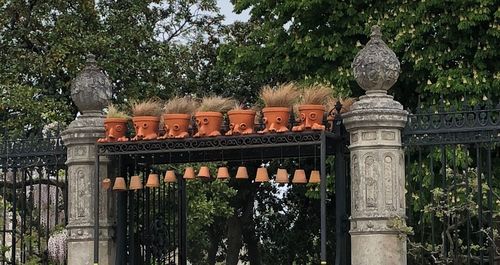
[159,114,191,139]
[258,107,290,133]
[131,116,160,141]
[102,178,112,190]
[193,112,223,137]
[98,118,128,142]
[226,109,256,135]
[292,105,326,132]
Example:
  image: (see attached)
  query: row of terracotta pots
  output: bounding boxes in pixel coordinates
[102,166,321,191]
[99,105,328,142]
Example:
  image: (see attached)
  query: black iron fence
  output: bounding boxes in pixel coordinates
[112,156,185,265]
[404,102,500,264]
[0,133,67,264]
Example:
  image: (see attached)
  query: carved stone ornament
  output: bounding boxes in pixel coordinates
[70,54,112,114]
[352,25,400,93]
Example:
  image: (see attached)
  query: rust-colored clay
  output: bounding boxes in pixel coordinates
[98,118,128,142]
[159,114,191,139]
[226,109,256,135]
[258,107,290,133]
[131,116,160,141]
[193,112,223,137]
[292,105,326,132]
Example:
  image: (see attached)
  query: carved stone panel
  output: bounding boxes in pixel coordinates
[383,154,395,210]
[352,155,360,211]
[364,154,378,208]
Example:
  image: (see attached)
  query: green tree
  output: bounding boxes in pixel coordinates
[218,0,500,107]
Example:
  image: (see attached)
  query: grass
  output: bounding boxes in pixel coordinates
[163,97,198,114]
[131,99,163,117]
[300,84,333,105]
[197,96,236,112]
[106,104,129,119]
[259,83,300,107]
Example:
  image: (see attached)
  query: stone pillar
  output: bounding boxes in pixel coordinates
[61,55,115,265]
[343,26,408,265]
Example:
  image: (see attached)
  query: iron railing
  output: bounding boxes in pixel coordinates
[0,133,67,265]
[404,102,500,264]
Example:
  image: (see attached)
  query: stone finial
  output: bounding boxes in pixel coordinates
[70,54,112,114]
[352,25,400,94]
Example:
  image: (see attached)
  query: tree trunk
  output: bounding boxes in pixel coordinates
[226,215,242,265]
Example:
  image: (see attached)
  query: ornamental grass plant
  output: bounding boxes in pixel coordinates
[259,83,300,108]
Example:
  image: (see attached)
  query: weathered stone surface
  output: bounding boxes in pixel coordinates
[70,54,112,115]
[352,25,401,94]
[62,55,115,264]
[345,25,408,265]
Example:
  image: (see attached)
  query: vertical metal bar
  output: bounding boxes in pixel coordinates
[430,154,435,250]
[486,145,493,264]
[178,177,187,265]
[335,131,347,265]
[20,169,26,263]
[440,145,447,257]
[476,144,484,265]
[128,165,135,265]
[94,151,100,264]
[465,146,471,265]
[11,167,17,263]
[2,167,6,265]
[45,167,51,248]
[418,148,425,265]
[320,134,327,263]
[28,169,34,257]
[116,157,127,265]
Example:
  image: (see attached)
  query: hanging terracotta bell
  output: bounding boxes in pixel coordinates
[113,176,127,191]
[146,173,160,188]
[235,166,249,179]
[292,169,307,184]
[217,166,230,180]
[255,167,269,182]
[197,166,211,178]
[102,178,112,190]
[275,168,289,184]
[183,167,196,180]
[129,175,143,190]
[309,170,320,184]
[164,170,177,183]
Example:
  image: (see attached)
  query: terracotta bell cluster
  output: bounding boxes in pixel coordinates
[102,166,321,191]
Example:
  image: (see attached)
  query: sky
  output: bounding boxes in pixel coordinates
[217,0,250,24]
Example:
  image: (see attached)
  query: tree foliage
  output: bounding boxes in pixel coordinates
[219,0,500,107]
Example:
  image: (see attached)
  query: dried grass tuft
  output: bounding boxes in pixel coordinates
[131,99,163,117]
[163,97,198,115]
[259,83,300,107]
[198,96,236,112]
[300,84,333,105]
[106,104,129,119]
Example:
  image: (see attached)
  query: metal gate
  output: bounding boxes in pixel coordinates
[0,133,68,264]
[95,105,350,264]
[404,101,500,264]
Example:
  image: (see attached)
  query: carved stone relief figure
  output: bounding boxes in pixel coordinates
[76,168,87,218]
[365,155,378,208]
[352,155,360,210]
[384,155,395,210]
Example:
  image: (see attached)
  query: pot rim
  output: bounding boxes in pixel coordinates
[262,107,290,113]
[132,116,161,122]
[163,113,191,119]
[297,104,326,111]
[104,117,129,123]
[228,109,256,115]
[194,111,223,117]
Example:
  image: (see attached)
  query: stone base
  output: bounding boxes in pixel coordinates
[68,240,115,265]
[351,233,406,265]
